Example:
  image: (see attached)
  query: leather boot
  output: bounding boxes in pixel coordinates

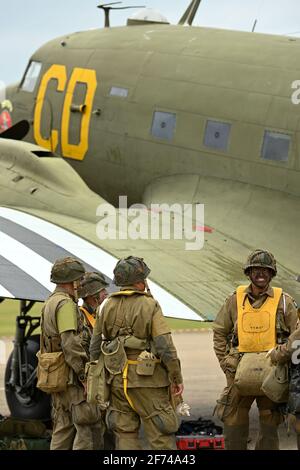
[223,424,249,450]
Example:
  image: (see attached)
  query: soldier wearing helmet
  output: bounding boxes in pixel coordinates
[40,257,103,450]
[213,249,298,450]
[78,271,109,353]
[90,256,183,450]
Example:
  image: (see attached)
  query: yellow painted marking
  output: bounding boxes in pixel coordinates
[33,64,67,152]
[61,68,97,160]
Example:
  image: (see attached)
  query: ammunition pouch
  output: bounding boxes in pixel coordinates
[71,400,102,426]
[85,357,110,410]
[136,351,159,376]
[234,352,272,396]
[36,350,69,394]
[261,363,289,403]
[101,337,127,376]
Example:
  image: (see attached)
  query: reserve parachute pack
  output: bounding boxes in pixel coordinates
[234,352,273,396]
[234,353,290,401]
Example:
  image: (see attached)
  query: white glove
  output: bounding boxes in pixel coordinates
[176,402,191,417]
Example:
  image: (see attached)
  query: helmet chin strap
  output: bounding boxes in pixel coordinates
[144,279,153,297]
[73,280,79,303]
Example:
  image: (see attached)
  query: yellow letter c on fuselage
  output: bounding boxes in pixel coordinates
[34,64,67,152]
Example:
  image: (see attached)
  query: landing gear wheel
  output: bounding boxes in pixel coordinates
[5,335,51,421]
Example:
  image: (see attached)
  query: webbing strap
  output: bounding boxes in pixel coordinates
[80,306,96,329]
[123,360,138,411]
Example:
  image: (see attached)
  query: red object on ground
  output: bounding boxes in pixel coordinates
[176,435,225,450]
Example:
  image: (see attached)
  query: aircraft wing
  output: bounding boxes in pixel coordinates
[0,138,202,321]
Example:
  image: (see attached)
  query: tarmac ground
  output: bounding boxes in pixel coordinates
[0,331,298,450]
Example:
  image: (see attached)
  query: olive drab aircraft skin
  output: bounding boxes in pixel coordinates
[5,20,300,298]
[0,1,300,421]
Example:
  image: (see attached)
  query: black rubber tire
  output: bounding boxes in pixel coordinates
[4,335,51,421]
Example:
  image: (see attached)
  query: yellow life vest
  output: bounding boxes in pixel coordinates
[237,285,282,353]
[80,306,96,329]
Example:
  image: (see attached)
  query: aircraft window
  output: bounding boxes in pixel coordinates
[204,120,231,151]
[21,61,42,92]
[261,131,290,162]
[110,86,128,98]
[151,111,176,141]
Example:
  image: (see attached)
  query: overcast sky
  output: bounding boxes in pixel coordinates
[1,0,300,86]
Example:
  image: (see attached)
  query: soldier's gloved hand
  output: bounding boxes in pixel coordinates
[171,383,184,397]
[266,347,279,365]
[266,348,275,358]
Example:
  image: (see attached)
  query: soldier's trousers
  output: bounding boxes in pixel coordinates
[215,375,282,450]
[50,385,104,450]
[107,386,178,450]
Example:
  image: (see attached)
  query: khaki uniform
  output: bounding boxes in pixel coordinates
[270,319,300,448]
[213,284,298,450]
[79,302,96,356]
[41,287,102,450]
[90,287,183,450]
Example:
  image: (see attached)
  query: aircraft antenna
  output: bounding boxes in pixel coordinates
[179,0,202,26]
[252,19,258,32]
[97,2,145,28]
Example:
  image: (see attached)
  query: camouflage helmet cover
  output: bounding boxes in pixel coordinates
[78,271,109,298]
[244,249,277,276]
[113,256,151,286]
[50,257,85,284]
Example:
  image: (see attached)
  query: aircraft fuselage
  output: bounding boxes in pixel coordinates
[6,24,300,206]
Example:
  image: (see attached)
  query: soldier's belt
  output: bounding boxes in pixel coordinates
[122,359,161,411]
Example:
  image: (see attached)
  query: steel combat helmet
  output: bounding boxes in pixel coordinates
[50,257,85,284]
[113,256,151,286]
[78,272,109,298]
[244,249,277,276]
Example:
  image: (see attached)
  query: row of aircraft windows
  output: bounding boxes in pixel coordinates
[151,111,291,163]
[22,61,291,163]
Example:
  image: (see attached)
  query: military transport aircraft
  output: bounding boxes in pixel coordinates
[0,0,299,420]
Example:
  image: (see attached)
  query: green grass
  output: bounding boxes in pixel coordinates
[0,299,212,337]
[166,318,212,330]
[0,299,42,337]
